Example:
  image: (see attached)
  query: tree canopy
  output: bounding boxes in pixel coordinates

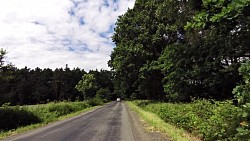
[109,0,250,102]
[0,55,115,105]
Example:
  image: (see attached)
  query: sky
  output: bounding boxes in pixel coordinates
[0,0,135,71]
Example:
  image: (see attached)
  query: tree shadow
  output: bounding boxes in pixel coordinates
[0,107,41,131]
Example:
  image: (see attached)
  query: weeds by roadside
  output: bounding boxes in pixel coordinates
[130,100,241,141]
[127,101,200,141]
[0,98,105,139]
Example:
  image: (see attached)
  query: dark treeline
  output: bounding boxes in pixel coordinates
[0,51,114,105]
[0,66,84,105]
[109,0,250,102]
[1,0,249,104]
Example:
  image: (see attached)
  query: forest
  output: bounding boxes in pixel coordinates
[108,0,250,139]
[109,0,250,102]
[0,50,115,106]
[0,0,248,105]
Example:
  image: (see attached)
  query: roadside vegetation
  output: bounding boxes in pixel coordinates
[0,99,105,139]
[1,0,250,140]
[0,49,114,139]
[127,101,200,141]
[109,0,250,140]
[130,100,241,141]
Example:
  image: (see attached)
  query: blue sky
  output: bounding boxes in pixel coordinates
[0,0,135,71]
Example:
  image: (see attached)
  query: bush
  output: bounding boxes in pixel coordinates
[96,88,111,102]
[30,101,91,123]
[233,61,250,140]
[134,100,241,141]
[86,97,104,106]
[0,106,41,130]
[47,102,75,117]
[0,101,95,131]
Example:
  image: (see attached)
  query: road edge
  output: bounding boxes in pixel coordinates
[1,102,110,141]
[125,101,169,141]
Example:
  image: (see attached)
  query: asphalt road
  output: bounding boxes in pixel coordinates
[4,102,138,141]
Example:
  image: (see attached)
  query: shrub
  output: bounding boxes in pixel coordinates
[0,106,41,130]
[0,101,94,131]
[30,101,91,123]
[86,97,104,106]
[96,88,111,102]
[233,61,250,140]
[48,103,74,116]
[134,100,241,141]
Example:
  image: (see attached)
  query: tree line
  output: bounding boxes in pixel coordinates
[109,0,250,102]
[0,49,115,105]
[1,0,249,104]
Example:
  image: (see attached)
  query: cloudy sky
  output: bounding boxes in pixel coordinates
[0,0,135,71]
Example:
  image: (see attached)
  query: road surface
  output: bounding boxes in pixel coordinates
[3,102,166,141]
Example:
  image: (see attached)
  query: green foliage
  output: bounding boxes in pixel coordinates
[0,66,86,105]
[88,70,115,100]
[0,101,104,131]
[28,101,93,123]
[134,100,241,141]
[0,48,6,69]
[159,0,249,101]
[47,102,83,117]
[75,74,95,92]
[75,70,115,101]
[233,61,250,140]
[75,73,96,99]
[110,0,249,102]
[86,97,104,106]
[233,62,250,105]
[127,101,199,141]
[0,106,41,131]
[185,0,250,29]
[0,62,114,105]
[109,0,170,100]
[96,88,111,102]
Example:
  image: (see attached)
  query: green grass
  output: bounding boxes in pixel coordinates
[0,100,104,140]
[27,101,92,123]
[126,101,200,141]
[130,100,241,141]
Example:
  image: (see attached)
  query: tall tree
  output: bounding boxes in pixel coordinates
[75,73,96,100]
[0,48,6,69]
[33,68,54,103]
[109,0,170,100]
[0,49,16,105]
[185,0,250,99]
[110,0,249,102]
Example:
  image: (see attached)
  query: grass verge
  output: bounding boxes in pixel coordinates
[126,101,200,141]
[0,100,104,140]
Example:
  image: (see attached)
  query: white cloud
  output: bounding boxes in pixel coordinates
[0,0,135,71]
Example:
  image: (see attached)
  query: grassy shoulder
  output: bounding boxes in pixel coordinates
[128,100,242,141]
[126,101,200,141]
[0,99,105,140]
